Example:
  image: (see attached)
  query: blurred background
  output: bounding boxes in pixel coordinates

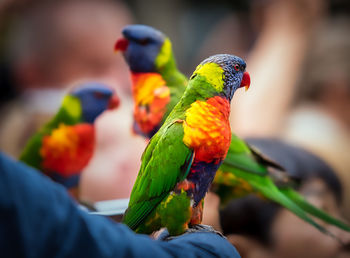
[0,0,349,257]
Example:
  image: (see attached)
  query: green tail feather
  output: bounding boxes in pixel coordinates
[281,188,350,232]
[247,178,336,238]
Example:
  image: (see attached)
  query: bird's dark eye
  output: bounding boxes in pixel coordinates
[139,38,149,45]
[234,64,240,71]
[94,92,105,99]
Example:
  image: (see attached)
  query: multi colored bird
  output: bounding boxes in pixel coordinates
[19,82,119,199]
[115,24,187,138]
[123,54,250,235]
[116,24,350,236]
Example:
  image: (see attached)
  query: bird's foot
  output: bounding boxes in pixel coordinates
[188,224,226,238]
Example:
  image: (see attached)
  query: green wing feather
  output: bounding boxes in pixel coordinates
[221,134,268,176]
[19,95,82,169]
[123,121,193,230]
[218,134,299,188]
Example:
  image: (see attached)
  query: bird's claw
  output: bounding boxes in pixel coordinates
[187,224,226,238]
[153,228,170,240]
[154,225,225,241]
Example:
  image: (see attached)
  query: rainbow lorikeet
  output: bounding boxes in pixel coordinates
[19,82,119,199]
[115,24,187,138]
[116,25,350,235]
[123,54,250,236]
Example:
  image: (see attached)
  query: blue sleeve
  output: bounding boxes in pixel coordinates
[0,153,240,258]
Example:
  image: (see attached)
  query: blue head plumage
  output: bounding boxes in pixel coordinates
[70,82,119,123]
[115,24,166,73]
[200,54,250,100]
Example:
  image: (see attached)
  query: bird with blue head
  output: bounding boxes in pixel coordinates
[115,24,187,138]
[19,82,119,199]
[123,54,250,236]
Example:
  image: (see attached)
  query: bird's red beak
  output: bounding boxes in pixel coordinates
[108,95,120,109]
[114,38,129,53]
[239,71,250,91]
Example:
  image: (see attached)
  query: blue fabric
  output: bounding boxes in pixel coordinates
[0,153,240,258]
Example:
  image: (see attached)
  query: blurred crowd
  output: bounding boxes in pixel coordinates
[0,0,349,257]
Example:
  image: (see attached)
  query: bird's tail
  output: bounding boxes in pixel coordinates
[280,187,350,232]
[248,178,339,239]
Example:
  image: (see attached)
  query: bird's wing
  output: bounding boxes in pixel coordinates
[221,134,269,176]
[19,131,45,169]
[247,142,300,187]
[123,120,194,230]
[223,134,298,187]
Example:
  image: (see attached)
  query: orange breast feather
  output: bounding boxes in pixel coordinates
[183,96,231,163]
[40,124,95,177]
[131,72,170,134]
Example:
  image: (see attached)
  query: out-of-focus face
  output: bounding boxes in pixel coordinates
[269,178,350,258]
[52,10,130,89]
[15,1,132,92]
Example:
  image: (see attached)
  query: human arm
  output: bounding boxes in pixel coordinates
[230,0,325,137]
[0,153,240,258]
